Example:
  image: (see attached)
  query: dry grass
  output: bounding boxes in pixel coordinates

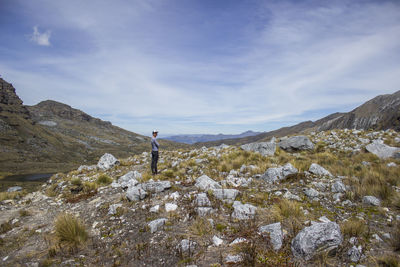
[340,218,367,238]
[391,223,400,252]
[96,174,113,185]
[54,213,88,249]
[0,190,26,201]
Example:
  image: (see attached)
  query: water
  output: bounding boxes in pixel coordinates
[1,173,54,192]
[2,173,54,182]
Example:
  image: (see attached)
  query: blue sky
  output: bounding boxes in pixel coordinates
[1,0,400,136]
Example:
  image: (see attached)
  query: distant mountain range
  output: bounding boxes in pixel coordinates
[163,130,263,144]
[0,77,186,175]
[195,90,400,147]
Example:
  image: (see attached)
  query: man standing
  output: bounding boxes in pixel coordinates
[151,130,159,175]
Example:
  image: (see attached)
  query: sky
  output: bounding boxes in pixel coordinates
[1,0,400,136]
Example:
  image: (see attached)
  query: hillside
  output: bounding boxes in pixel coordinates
[1,129,400,266]
[0,78,186,176]
[164,130,262,144]
[197,90,400,147]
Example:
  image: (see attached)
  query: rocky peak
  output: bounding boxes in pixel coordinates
[0,78,30,118]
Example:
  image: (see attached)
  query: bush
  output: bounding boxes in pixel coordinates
[55,213,88,248]
[96,174,113,185]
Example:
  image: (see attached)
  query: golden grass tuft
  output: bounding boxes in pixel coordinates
[96,174,113,185]
[54,213,88,249]
[341,218,367,238]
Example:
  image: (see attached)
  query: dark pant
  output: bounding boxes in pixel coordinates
[151,151,159,174]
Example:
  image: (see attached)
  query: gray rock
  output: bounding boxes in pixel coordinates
[261,163,298,183]
[240,141,276,156]
[115,171,140,189]
[309,163,333,177]
[283,191,301,201]
[78,165,97,172]
[291,222,343,260]
[348,245,362,262]
[195,175,221,190]
[331,181,346,193]
[108,204,123,215]
[97,153,120,170]
[304,187,319,198]
[387,162,397,167]
[225,254,242,264]
[211,189,239,202]
[362,196,381,206]
[196,207,214,216]
[126,186,147,201]
[7,186,22,192]
[141,181,171,193]
[148,218,167,233]
[366,140,400,159]
[194,193,211,207]
[177,239,197,253]
[259,222,283,250]
[278,136,314,152]
[232,201,256,220]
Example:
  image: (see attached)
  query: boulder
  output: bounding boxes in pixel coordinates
[362,196,381,206]
[291,222,343,260]
[331,181,346,193]
[309,163,333,177]
[304,188,319,198]
[114,171,140,189]
[231,201,256,220]
[126,186,147,201]
[141,181,171,193]
[278,136,314,152]
[259,222,283,250]
[148,218,167,233]
[97,153,119,170]
[261,163,298,183]
[195,175,221,190]
[7,186,22,192]
[240,141,276,156]
[211,189,239,202]
[366,140,400,159]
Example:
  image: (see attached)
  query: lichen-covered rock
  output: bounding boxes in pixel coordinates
[240,141,276,156]
[148,218,167,233]
[231,201,256,220]
[259,222,283,250]
[211,189,239,202]
[261,163,298,183]
[126,186,147,201]
[331,181,346,193]
[141,181,171,193]
[309,163,333,177]
[362,196,381,206]
[291,222,343,260]
[195,175,221,190]
[97,153,119,170]
[366,140,400,159]
[278,136,314,152]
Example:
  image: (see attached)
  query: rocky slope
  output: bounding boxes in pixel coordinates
[197,90,400,147]
[1,129,400,266]
[0,78,186,176]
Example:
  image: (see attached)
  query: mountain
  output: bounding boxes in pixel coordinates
[196,90,400,147]
[0,77,186,176]
[163,130,262,144]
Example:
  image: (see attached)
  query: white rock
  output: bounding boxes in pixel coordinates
[150,205,160,213]
[126,186,147,201]
[196,207,214,216]
[225,254,242,264]
[97,153,119,170]
[366,140,400,159]
[261,163,298,183]
[309,163,332,177]
[362,196,381,206]
[194,193,212,207]
[240,141,276,156]
[108,204,123,215]
[387,162,397,167]
[212,235,224,246]
[177,239,197,253]
[283,191,301,201]
[148,218,167,233]
[259,222,283,250]
[211,189,239,202]
[232,201,256,220]
[195,175,221,190]
[141,181,171,193]
[165,203,178,212]
[229,237,247,246]
[331,181,346,193]
[304,188,319,198]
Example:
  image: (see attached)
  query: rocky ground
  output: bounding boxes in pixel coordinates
[1,129,400,267]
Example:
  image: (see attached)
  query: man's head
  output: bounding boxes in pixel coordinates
[152,130,158,137]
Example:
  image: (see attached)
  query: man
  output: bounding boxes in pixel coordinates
[151,130,159,175]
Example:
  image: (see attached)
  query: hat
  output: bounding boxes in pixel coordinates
[152,129,158,134]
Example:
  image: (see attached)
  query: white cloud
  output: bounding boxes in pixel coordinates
[30,26,51,46]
